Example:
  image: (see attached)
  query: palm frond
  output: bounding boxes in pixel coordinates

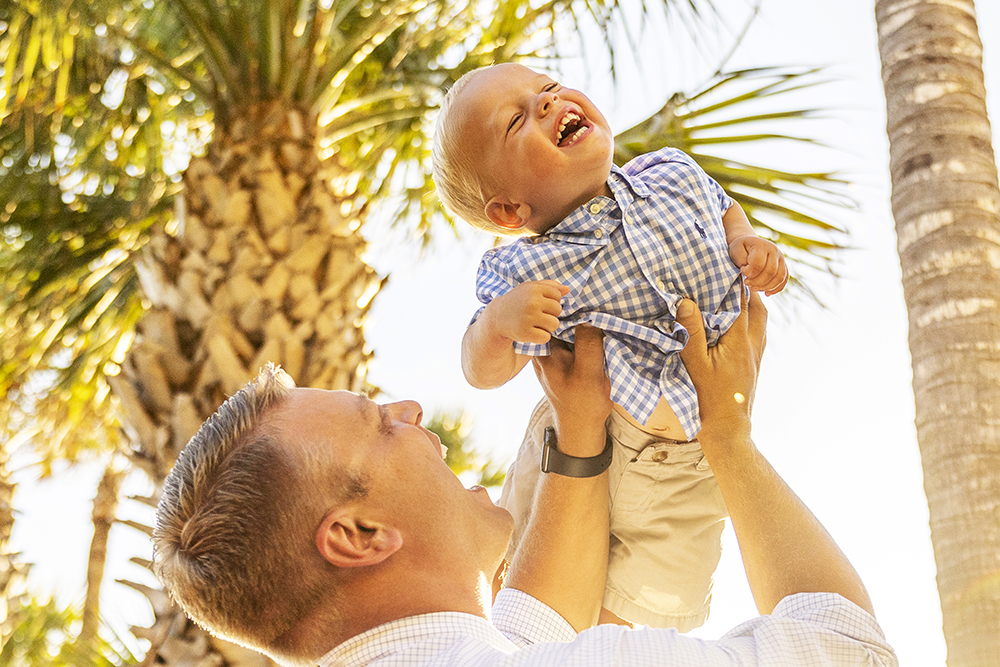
[0,134,170,467]
[0,595,139,667]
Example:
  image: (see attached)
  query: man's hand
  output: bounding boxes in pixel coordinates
[532,325,612,457]
[676,288,767,440]
[728,236,788,296]
[485,280,569,345]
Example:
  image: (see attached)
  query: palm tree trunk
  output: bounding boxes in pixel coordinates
[80,464,124,644]
[0,440,25,648]
[112,101,382,665]
[876,1,1000,665]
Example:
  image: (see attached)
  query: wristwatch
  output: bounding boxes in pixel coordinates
[540,426,613,478]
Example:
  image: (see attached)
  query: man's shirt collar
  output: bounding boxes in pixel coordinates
[319,612,515,667]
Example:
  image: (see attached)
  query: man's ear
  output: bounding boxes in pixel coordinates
[485,196,531,231]
[315,509,402,568]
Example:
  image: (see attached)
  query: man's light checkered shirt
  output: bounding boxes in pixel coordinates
[473,148,742,439]
[319,589,898,666]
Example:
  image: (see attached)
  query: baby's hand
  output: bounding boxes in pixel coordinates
[487,280,570,345]
[728,236,789,296]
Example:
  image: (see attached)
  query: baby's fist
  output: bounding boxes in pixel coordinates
[729,236,788,296]
[489,280,570,344]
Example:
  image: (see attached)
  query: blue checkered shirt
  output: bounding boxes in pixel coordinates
[473,148,742,439]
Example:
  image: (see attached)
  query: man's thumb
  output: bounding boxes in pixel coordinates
[574,324,605,361]
[676,299,706,366]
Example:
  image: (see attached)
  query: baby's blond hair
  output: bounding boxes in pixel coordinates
[432,66,518,236]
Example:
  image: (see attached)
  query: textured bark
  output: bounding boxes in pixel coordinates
[0,441,25,649]
[116,102,383,666]
[876,1,1000,665]
[80,465,125,644]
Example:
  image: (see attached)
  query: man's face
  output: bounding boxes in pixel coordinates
[453,63,615,233]
[274,388,512,576]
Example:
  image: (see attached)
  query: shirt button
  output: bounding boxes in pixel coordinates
[656,278,666,291]
[589,203,601,214]
[594,229,604,239]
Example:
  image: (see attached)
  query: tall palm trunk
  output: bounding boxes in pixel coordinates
[114,101,382,665]
[0,441,25,648]
[875,1,1000,665]
[80,464,124,644]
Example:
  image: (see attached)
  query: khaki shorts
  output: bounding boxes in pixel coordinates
[498,398,727,630]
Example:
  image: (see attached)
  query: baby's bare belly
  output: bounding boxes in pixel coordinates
[612,398,689,441]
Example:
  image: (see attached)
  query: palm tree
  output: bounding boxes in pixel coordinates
[2,0,851,663]
[875,1,1000,665]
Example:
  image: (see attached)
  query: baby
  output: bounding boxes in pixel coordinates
[432,63,787,629]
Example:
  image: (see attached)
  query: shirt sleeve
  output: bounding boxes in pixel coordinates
[716,592,898,666]
[492,592,897,666]
[470,247,551,357]
[492,589,577,648]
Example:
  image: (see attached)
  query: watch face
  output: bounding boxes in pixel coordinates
[541,426,558,474]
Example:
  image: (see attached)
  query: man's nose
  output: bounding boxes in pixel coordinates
[384,400,423,425]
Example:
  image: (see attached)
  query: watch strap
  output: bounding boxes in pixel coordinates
[540,426,613,478]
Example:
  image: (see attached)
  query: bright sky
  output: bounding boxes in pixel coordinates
[10,1,999,665]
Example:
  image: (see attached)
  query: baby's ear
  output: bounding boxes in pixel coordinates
[485,197,531,231]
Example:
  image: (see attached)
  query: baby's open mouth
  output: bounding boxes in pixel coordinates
[557,111,588,146]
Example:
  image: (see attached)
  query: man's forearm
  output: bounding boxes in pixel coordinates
[700,426,874,616]
[504,326,612,632]
[505,421,609,632]
[676,292,874,618]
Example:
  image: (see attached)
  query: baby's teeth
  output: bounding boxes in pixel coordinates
[558,112,580,141]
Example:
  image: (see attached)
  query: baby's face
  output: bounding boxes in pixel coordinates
[453,63,614,233]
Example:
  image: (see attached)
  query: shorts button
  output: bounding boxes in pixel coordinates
[651,450,668,463]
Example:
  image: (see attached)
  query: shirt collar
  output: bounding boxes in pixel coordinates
[544,165,647,243]
[318,612,515,667]
[610,162,651,199]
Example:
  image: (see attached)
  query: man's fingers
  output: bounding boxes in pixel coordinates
[572,325,605,376]
[746,291,768,361]
[676,298,707,374]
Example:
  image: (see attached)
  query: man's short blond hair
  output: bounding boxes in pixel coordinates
[432,66,516,236]
[152,364,359,664]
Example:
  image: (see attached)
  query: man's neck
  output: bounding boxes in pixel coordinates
[327,568,493,652]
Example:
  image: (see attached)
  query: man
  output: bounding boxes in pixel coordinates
[152,292,897,666]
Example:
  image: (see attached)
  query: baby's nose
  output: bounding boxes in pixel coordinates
[537,91,557,115]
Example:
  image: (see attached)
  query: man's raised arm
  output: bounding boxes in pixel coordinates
[502,325,612,631]
[676,291,874,616]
